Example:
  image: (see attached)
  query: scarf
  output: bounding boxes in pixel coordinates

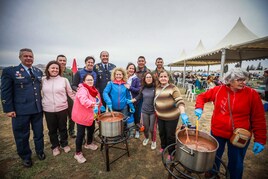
[82,83,98,97]
[113,80,125,85]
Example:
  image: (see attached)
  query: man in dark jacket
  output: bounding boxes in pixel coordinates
[1,48,45,167]
[93,51,116,106]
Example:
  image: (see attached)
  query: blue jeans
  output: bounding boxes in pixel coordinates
[211,132,250,179]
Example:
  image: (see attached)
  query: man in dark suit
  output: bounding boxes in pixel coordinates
[93,51,116,106]
[1,48,45,167]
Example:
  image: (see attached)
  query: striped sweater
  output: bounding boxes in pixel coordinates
[154,84,185,120]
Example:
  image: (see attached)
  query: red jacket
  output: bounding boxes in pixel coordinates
[195,85,267,145]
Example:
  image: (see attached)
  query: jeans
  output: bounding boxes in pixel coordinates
[211,132,250,179]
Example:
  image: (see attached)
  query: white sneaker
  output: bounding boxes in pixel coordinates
[52,147,61,156]
[143,138,149,146]
[135,131,140,139]
[151,141,156,150]
[84,143,98,150]
[74,152,87,163]
[61,145,71,153]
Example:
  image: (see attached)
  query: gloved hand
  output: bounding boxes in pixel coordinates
[93,106,98,114]
[130,106,135,113]
[195,108,203,120]
[252,142,264,155]
[181,113,189,125]
[127,99,133,104]
[100,106,106,112]
[107,104,113,111]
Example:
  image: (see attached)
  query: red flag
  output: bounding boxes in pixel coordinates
[72,58,78,74]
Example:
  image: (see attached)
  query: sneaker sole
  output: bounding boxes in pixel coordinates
[74,156,86,164]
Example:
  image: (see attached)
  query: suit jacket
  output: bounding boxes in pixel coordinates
[93,63,116,95]
[1,64,43,115]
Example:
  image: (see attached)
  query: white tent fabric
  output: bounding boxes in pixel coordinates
[168,18,268,75]
[213,17,258,50]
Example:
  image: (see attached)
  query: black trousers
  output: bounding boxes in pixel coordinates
[76,121,95,153]
[44,109,68,149]
[158,118,178,155]
[67,97,75,134]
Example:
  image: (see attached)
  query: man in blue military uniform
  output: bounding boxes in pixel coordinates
[93,51,116,106]
[1,48,45,167]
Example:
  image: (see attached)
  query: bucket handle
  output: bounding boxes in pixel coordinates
[180,146,194,156]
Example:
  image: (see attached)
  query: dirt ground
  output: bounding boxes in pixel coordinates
[0,89,268,179]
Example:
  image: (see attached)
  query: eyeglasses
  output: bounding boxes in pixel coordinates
[145,76,152,78]
[235,78,246,82]
[85,79,94,82]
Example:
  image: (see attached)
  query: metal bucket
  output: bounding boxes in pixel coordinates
[98,112,124,137]
[175,128,219,172]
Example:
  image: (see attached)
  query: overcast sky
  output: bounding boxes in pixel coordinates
[0,0,268,70]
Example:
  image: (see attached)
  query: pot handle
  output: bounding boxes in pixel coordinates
[180,146,194,156]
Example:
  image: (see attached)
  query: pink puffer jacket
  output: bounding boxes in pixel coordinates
[72,84,102,126]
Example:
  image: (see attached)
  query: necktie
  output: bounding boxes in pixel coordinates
[28,68,35,81]
[105,64,108,71]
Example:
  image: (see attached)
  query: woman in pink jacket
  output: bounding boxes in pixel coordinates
[72,74,105,163]
[42,61,75,156]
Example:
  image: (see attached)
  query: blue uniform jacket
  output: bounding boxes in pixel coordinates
[1,64,43,115]
[103,81,134,111]
[93,63,116,94]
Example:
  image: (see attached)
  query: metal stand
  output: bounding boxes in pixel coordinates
[162,143,230,179]
[95,127,134,171]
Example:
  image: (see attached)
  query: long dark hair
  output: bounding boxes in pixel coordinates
[141,72,155,90]
[45,60,62,80]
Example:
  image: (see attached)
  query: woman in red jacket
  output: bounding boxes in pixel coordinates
[195,68,266,179]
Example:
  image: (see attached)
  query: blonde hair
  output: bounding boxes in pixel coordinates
[111,67,128,82]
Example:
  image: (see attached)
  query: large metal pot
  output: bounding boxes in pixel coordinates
[175,128,219,172]
[98,112,124,137]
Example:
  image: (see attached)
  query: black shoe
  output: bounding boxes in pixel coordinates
[37,152,46,160]
[22,159,32,168]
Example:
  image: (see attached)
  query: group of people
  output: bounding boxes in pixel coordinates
[1,48,267,179]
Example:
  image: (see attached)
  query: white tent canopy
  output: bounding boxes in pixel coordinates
[168,18,268,71]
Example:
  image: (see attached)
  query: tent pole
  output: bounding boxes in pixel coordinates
[183,60,186,87]
[220,49,226,77]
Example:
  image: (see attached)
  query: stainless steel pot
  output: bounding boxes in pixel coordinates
[175,129,219,172]
[98,112,124,137]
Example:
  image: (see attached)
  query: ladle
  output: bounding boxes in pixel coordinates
[185,126,190,143]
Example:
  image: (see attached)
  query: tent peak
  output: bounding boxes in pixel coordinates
[214,17,259,49]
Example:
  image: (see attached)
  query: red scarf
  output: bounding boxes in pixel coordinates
[113,80,125,85]
[82,83,98,97]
